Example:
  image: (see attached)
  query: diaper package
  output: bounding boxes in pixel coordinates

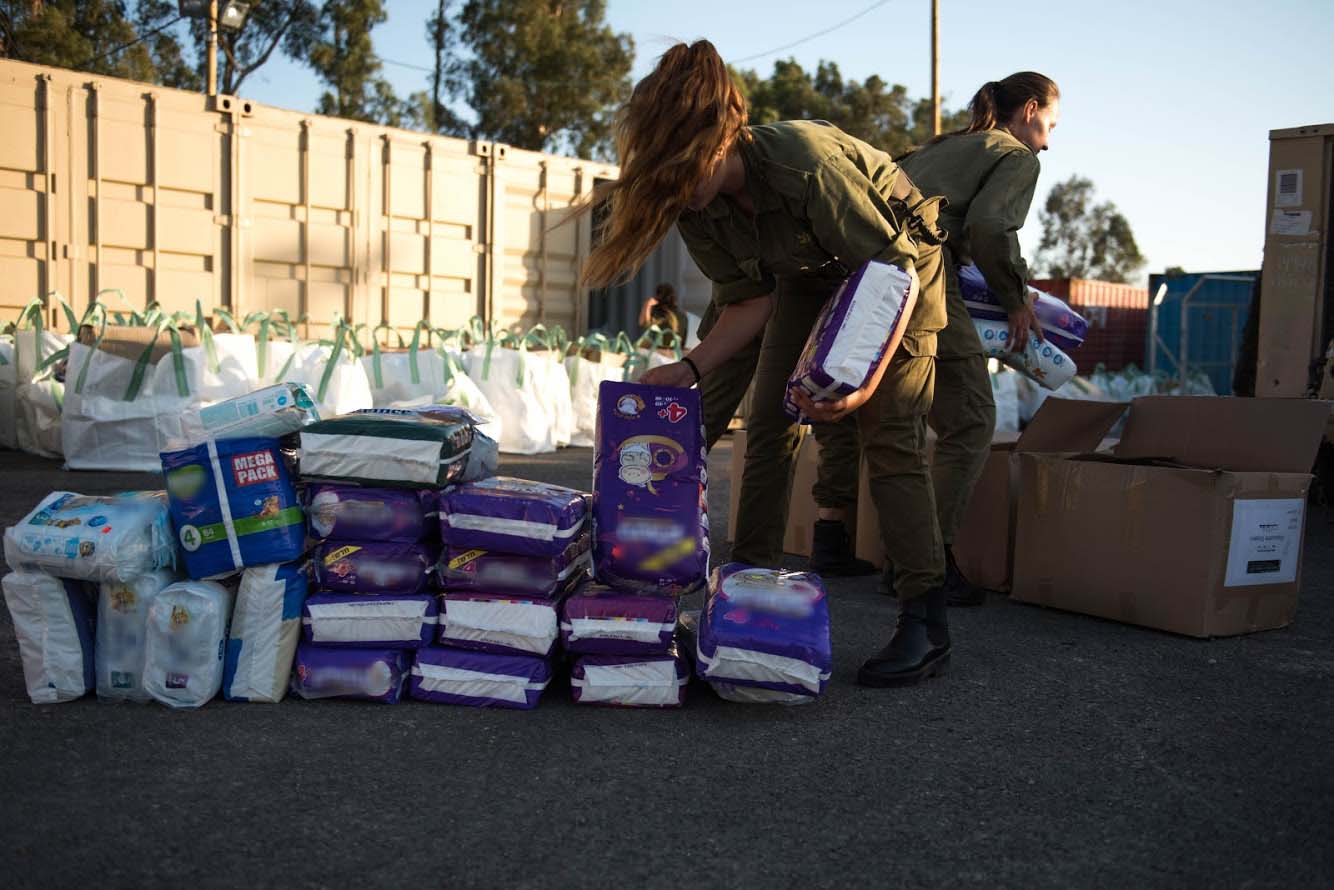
[311,541,437,596]
[592,382,709,594]
[353,405,499,483]
[291,644,409,703]
[161,437,305,580]
[678,608,812,705]
[785,260,918,420]
[560,581,677,656]
[222,562,308,703]
[437,592,561,657]
[306,485,437,544]
[959,264,1088,351]
[439,477,589,559]
[300,407,484,488]
[4,491,175,583]
[438,533,591,598]
[409,646,552,710]
[96,568,177,702]
[974,319,1078,391]
[142,580,235,709]
[570,649,689,708]
[301,593,437,649]
[695,564,832,700]
[176,383,320,448]
[2,571,97,704]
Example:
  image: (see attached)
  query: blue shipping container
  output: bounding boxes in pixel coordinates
[1147,271,1258,395]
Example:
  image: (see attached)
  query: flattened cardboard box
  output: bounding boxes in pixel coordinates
[1012,396,1330,637]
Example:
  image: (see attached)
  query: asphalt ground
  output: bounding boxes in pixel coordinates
[1,441,1332,889]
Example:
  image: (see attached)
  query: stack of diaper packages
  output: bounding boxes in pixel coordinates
[685,563,832,705]
[561,581,687,708]
[418,477,591,709]
[292,486,440,704]
[2,490,178,705]
[960,264,1088,390]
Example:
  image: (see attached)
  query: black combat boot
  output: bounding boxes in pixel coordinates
[857,586,951,688]
[944,548,986,607]
[878,562,895,596]
[808,519,876,577]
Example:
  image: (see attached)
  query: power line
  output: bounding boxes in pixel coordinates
[731,0,895,65]
[80,13,187,71]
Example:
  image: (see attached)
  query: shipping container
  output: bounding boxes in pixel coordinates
[1027,277,1149,372]
[1146,271,1258,395]
[0,59,616,339]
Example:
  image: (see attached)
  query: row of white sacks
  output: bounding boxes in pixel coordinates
[0,318,681,470]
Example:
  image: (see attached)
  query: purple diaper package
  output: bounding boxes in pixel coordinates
[592,381,709,595]
[439,532,591,598]
[312,541,437,595]
[301,593,437,649]
[409,646,552,710]
[306,484,437,543]
[959,263,1088,351]
[290,644,409,703]
[695,563,832,699]
[785,260,917,420]
[570,649,688,708]
[436,592,561,657]
[439,477,590,559]
[560,581,677,655]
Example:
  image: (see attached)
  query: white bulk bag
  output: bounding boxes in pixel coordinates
[2,570,97,704]
[464,339,554,455]
[0,337,16,450]
[12,299,74,458]
[143,580,235,709]
[564,337,626,448]
[362,322,446,408]
[273,325,373,418]
[96,569,177,702]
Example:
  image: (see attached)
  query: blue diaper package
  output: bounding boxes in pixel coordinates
[161,437,306,580]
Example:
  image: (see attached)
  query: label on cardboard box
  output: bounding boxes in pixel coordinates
[1224,498,1304,587]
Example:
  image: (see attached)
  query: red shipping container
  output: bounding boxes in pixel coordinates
[1028,277,1149,372]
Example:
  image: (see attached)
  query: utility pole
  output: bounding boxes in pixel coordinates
[931,0,940,136]
[207,0,218,96]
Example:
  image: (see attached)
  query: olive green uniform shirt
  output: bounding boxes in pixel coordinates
[899,128,1039,312]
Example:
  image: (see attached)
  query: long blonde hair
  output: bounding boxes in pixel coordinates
[579,40,750,288]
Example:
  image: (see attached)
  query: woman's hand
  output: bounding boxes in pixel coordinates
[1007,302,1045,353]
[791,386,870,423]
[641,361,697,388]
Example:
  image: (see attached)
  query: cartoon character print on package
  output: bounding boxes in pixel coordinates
[592,382,709,595]
[96,568,177,702]
[439,531,591,599]
[290,644,409,703]
[559,580,678,656]
[306,485,437,544]
[142,580,235,709]
[409,646,552,710]
[312,541,437,596]
[695,563,832,700]
[161,436,305,580]
[570,649,689,708]
[3,491,176,584]
[439,477,590,559]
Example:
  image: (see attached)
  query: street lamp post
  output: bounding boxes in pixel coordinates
[178,0,251,97]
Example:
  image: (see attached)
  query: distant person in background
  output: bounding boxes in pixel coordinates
[897,71,1059,606]
[639,282,687,348]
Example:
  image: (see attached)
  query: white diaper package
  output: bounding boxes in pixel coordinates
[96,569,177,702]
[974,319,1078,391]
[437,593,561,657]
[4,491,176,583]
[2,571,97,704]
[222,562,308,703]
[175,383,320,448]
[143,580,235,709]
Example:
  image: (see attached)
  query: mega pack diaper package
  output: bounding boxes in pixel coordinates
[312,541,436,596]
[436,592,561,657]
[785,260,918,420]
[438,534,591,598]
[161,437,305,580]
[96,568,177,702]
[409,646,552,710]
[560,581,677,656]
[2,571,97,704]
[306,485,437,544]
[974,319,1078,391]
[222,562,308,703]
[301,593,437,649]
[439,477,589,558]
[695,564,832,701]
[299,407,485,488]
[958,264,1088,351]
[291,644,409,703]
[592,381,708,595]
[570,650,688,708]
[176,383,321,448]
[142,580,235,709]
[4,491,175,583]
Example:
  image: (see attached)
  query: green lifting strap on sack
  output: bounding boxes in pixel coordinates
[316,322,352,403]
[123,317,189,401]
[370,323,407,389]
[72,302,110,394]
[409,319,433,385]
[194,300,221,374]
[431,327,461,386]
[93,288,143,326]
[212,307,241,333]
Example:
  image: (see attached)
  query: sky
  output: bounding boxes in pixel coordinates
[237,0,1334,283]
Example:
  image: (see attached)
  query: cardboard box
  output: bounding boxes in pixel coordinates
[1011,396,1330,637]
[855,400,1125,583]
[78,323,200,363]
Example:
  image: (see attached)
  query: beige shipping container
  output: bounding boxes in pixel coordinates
[0,59,616,339]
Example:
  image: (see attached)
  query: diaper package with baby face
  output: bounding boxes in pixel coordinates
[290,644,409,703]
[306,485,437,544]
[592,382,708,595]
[409,646,552,710]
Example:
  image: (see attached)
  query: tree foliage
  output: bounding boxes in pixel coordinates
[1035,176,1146,283]
[308,0,399,123]
[183,0,320,95]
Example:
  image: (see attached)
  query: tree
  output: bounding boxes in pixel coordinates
[308,0,400,124]
[182,0,319,95]
[446,0,633,157]
[1035,176,1145,283]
